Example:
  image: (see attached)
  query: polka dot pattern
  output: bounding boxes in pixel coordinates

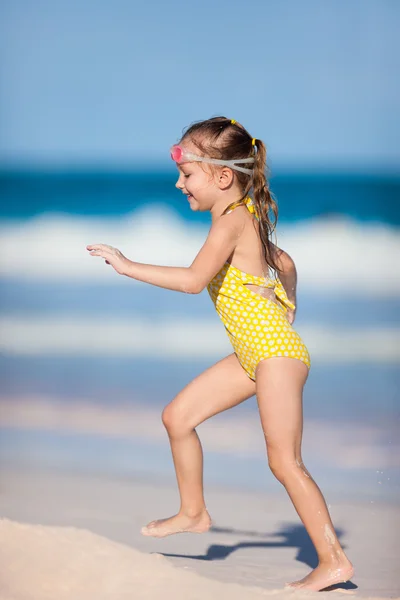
[207,261,311,381]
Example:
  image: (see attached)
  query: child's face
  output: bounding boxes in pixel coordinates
[174,140,219,212]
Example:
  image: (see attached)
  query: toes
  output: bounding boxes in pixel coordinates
[141,523,157,534]
[146,519,163,530]
[141,520,165,537]
[141,527,160,537]
[146,520,157,528]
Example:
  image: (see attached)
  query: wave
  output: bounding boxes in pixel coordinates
[1,207,399,296]
[1,396,398,470]
[0,315,398,363]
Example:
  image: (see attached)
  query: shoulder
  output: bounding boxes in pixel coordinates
[211,206,246,238]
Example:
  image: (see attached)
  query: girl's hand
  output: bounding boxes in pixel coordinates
[86,244,129,275]
[286,308,296,325]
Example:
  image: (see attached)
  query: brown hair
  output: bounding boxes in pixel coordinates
[180,116,281,275]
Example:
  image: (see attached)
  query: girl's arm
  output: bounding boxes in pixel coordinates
[87,212,244,294]
[272,244,297,307]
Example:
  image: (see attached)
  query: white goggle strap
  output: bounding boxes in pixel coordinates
[185,152,255,175]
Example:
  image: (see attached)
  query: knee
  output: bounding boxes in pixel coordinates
[267,453,302,484]
[161,403,176,433]
[161,403,190,438]
[267,456,287,483]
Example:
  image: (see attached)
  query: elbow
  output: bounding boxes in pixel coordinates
[282,252,296,273]
[183,282,204,294]
[183,272,204,294]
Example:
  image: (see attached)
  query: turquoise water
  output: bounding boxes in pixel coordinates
[0,169,399,500]
[1,169,399,224]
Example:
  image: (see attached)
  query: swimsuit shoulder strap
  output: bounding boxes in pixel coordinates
[221,197,258,218]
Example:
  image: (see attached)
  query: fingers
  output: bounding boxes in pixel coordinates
[86,244,124,272]
[86,244,115,252]
[86,244,118,260]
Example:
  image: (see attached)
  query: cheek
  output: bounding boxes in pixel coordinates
[196,174,214,192]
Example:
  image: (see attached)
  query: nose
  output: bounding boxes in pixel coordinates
[175,174,184,190]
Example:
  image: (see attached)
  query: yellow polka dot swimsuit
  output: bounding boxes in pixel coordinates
[207,197,311,380]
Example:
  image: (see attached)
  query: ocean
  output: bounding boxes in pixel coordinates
[0,169,399,502]
[1,169,399,224]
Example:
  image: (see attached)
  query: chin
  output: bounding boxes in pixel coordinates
[188,198,200,211]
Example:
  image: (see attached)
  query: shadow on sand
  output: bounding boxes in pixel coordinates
[159,522,357,592]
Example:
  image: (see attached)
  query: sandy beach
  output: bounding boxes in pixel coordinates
[1,1,399,598]
[0,466,398,600]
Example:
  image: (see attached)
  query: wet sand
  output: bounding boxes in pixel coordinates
[0,467,398,599]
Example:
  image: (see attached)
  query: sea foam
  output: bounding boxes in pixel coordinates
[1,205,399,296]
[0,315,398,363]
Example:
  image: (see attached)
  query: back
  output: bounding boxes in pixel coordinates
[221,197,278,303]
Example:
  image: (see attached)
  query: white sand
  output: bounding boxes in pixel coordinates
[0,519,273,600]
[0,468,398,600]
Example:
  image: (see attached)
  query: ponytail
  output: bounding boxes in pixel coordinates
[252,139,281,276]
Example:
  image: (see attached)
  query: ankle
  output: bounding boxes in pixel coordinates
[318,552,352,567]
[179,507,208,519]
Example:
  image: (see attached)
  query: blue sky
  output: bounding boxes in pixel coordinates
[0,0,399,169]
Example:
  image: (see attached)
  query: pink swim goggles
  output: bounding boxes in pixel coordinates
[170,144,255,175]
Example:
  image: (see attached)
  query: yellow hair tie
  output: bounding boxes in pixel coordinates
[230,119,236,124]
[252,138,256,146]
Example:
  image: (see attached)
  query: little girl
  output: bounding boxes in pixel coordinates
[87,116,354,591]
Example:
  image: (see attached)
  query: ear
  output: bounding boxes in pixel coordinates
[216,167,234,190]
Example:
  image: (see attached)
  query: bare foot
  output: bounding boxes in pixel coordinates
[141,510,212,538]
[285,561,354,592]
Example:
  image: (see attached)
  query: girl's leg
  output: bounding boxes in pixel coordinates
[255,357,354,592]
[141,353,256,538]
